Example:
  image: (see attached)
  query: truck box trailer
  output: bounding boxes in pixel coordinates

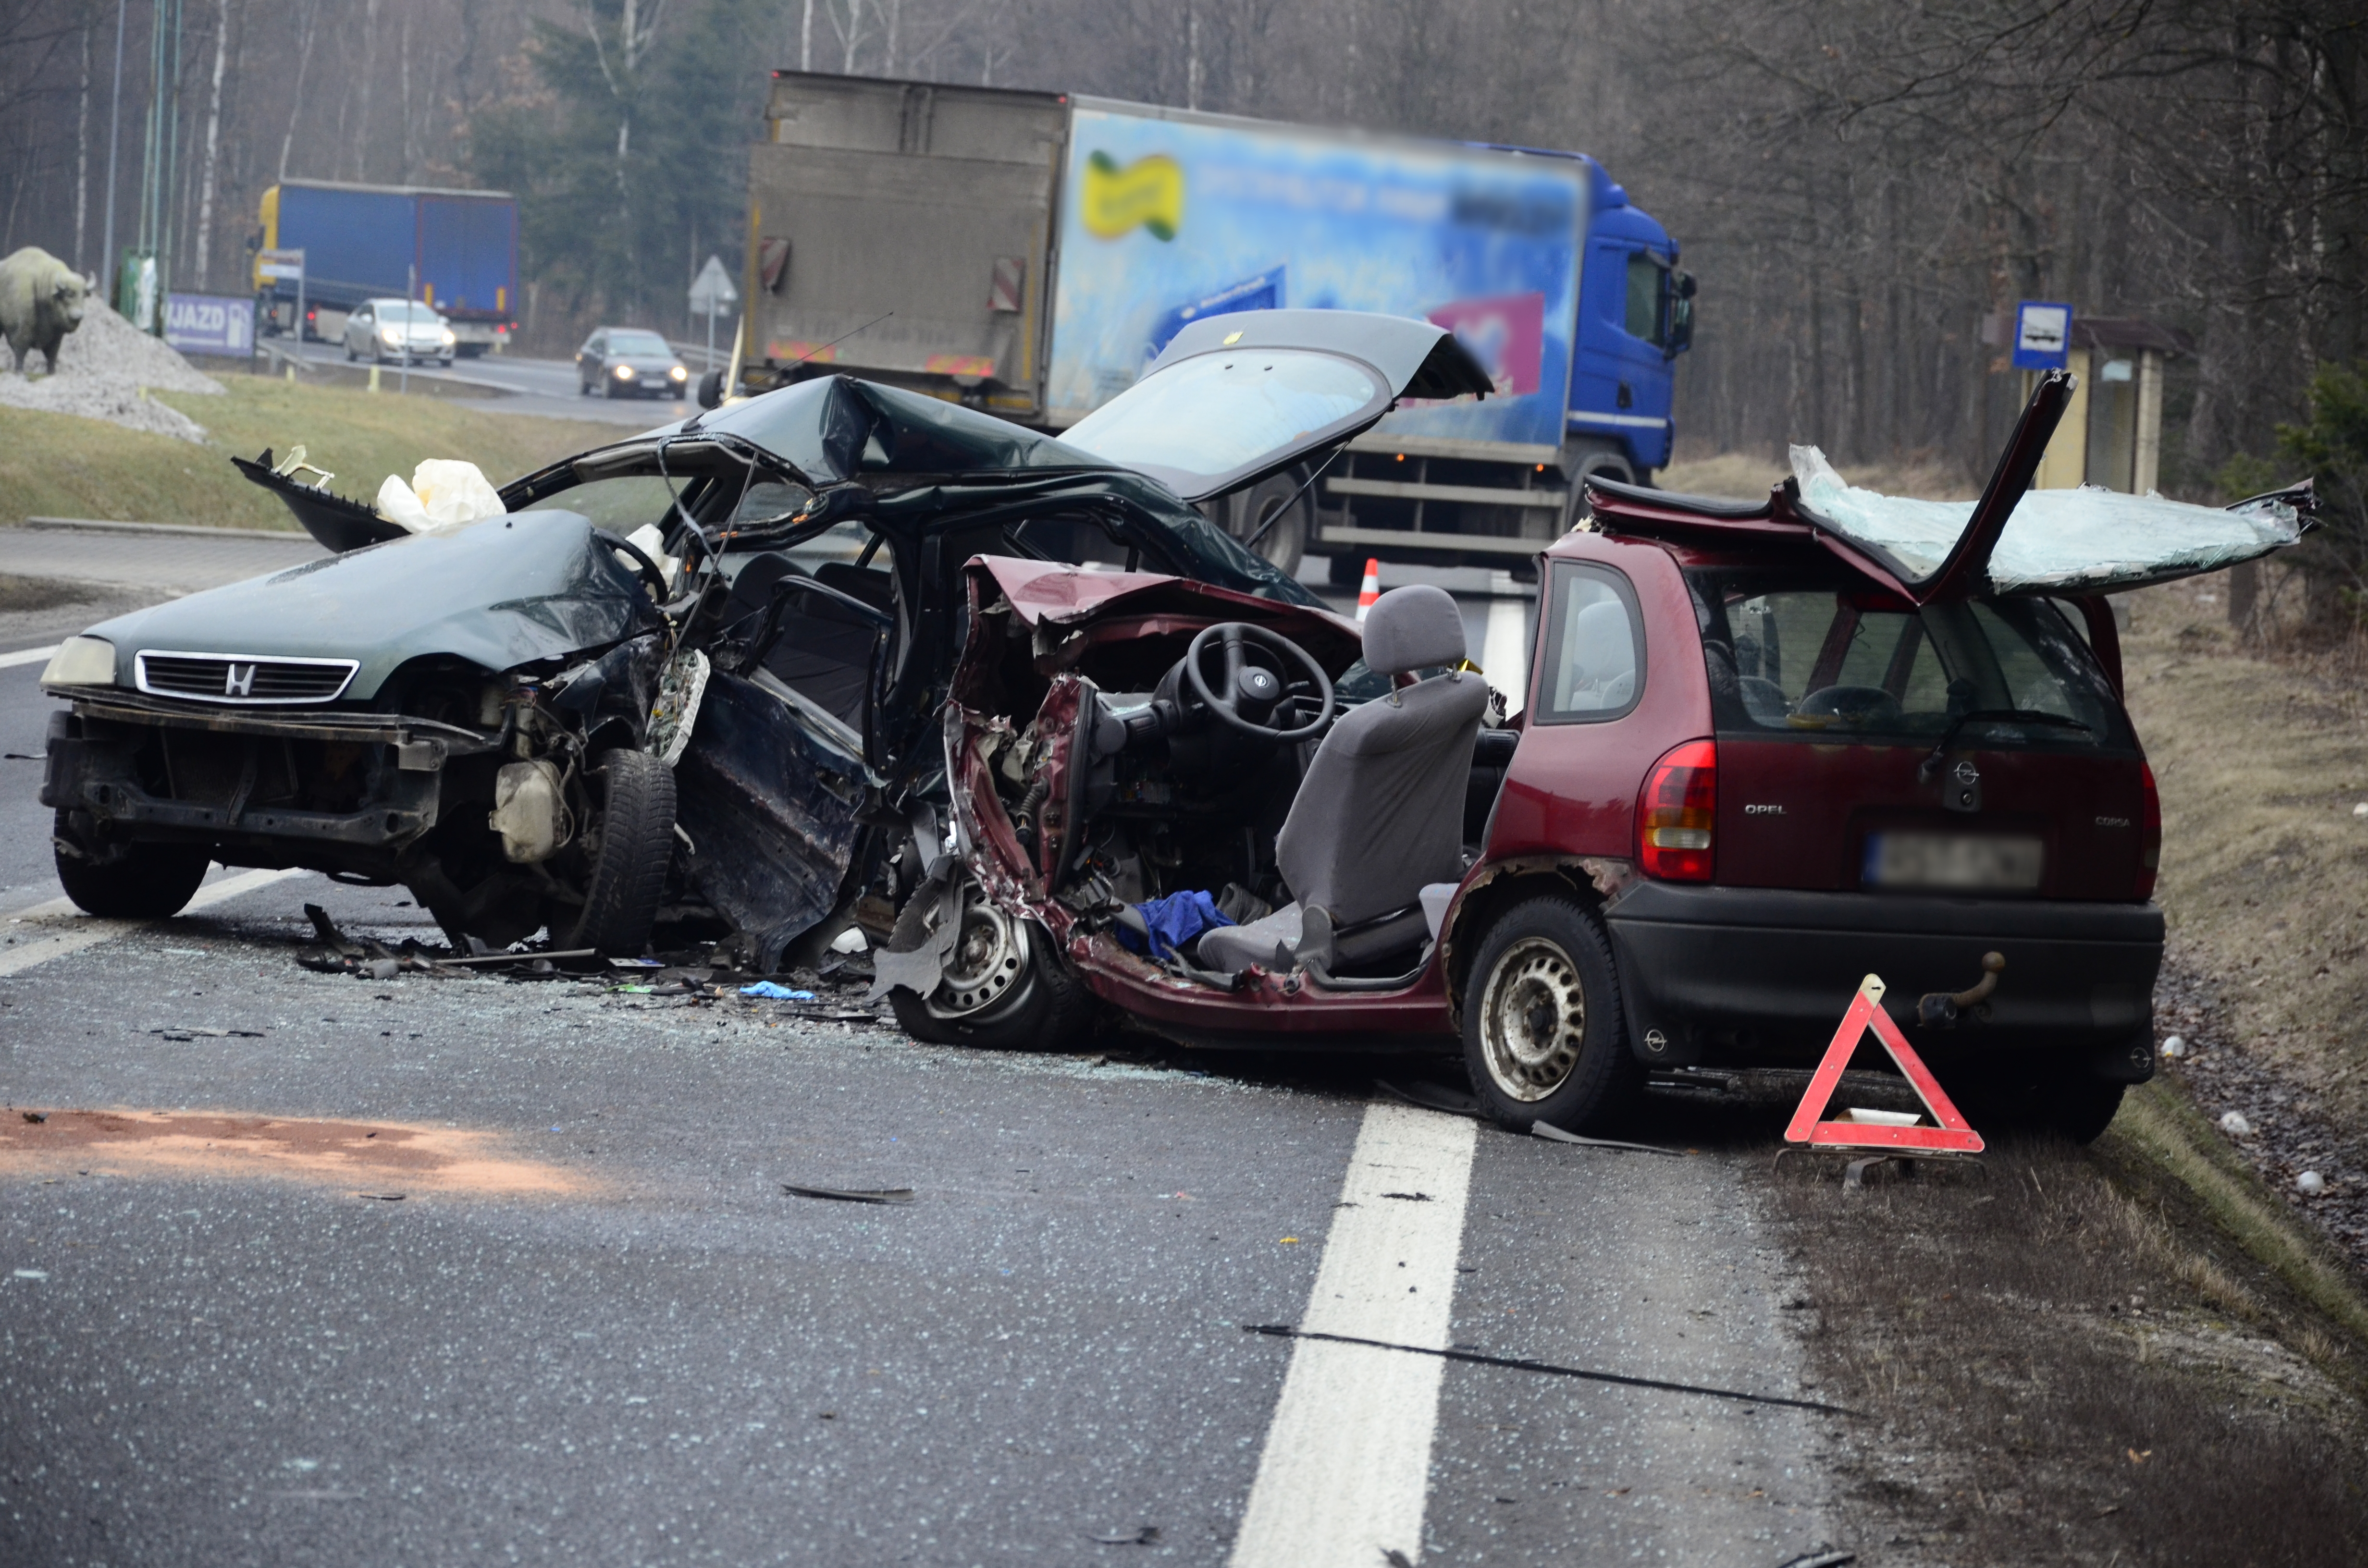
[737,73,1692,579]
[253,180,519,356]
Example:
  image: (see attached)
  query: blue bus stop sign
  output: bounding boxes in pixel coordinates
[2012,301,2072,371]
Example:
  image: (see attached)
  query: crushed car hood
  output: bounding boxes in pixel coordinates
[78,509,657,699]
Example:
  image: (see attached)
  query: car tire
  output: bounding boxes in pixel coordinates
[345,343,357,362]
[1223,470,1310,578]
[51,811,211,919]
[885,876,1092,1051]
[601,377,617,400]
[1461,895,1639,1134]
[558,749,676,956]
[2047,1078,2125,1144]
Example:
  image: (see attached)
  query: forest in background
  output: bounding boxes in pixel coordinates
[0,0,2358,506]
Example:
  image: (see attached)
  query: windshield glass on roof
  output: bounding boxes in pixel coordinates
[1689,566,2130,751]
[693,376,1108,484]
[1058,350,1384,491]
[1789,445,2303,594]
[607,331,673,356]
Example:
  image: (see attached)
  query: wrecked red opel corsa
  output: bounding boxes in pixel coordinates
[880,367,2312,1145]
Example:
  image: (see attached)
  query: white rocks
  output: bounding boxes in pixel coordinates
[2160,1035,2186,1058]
[2220,1110,2254,1136]
[0,298,222,441]
[2297,1170,2327,1196]
[2354,802,2368,818]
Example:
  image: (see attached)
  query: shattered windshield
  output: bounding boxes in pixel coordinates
[1690,567,2131,751]
[1789,445,2304,595]
[690,376,1108,486]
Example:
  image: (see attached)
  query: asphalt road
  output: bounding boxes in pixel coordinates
[1,534,1818,1568]
[283,340,694,428]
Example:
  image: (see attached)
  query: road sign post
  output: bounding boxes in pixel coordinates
[688,254,740,375]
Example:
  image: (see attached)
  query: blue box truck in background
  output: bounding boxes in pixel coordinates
[252,180,519,357]
[737,73,1693,579]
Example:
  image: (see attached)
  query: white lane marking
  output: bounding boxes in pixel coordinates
[1482,597,1529,718]
[1230,1101,1478,1568]
[0,867,307,977]
[0,644,60,670]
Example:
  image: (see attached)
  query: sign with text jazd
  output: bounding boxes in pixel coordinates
[163,293,256,356]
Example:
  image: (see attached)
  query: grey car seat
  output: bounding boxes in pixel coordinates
[1197,584,1490,975]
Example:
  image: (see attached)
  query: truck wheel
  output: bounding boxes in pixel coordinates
[559,750,676,956]
[886,878,1091,1051]
[1225,470,1309,577]
[51,811,211,919]
[1461,895,1638,1134]
[1563,443,1637,526]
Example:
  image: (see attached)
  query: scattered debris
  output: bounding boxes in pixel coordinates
[20,1111,46,1124]
[148,1027,264,1041]
[1531,1121,1683,1155]
[1089,1526,1161,1546]
[1773,1550,1855,1568]
[1381,1549,1415,1568]
[2159,1033,2186,1058]
[2299,1170,2328,1195]
[1239,1324,1851,1415]
[12,1269,49,1281]
[781,1184,914,1205]
[1380,1191,1433,1201]
[356,1192,406,1202]
[741,981,818,1000]
[2220,1110,2254,1136]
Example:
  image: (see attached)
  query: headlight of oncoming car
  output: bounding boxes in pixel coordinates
[381,326,402,344]
[614,364,635,380]
[440,329,456,345]
[669,365,687,381]
[41,636,116,687]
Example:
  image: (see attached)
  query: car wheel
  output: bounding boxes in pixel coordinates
[601,377,617,399]
[885,876,1091,1051]
[51,811,210,919]
[345,342,357,362]
[558,749,676,956]
[1223,471,1309,577]
[1461,895,1638,1133]
[2047,1078,2125,1144]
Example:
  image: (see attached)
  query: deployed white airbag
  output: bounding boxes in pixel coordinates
[377,458,507,535]
[1789,445,2303,594]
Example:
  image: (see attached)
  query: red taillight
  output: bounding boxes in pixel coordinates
[1639,739,1717,882]
[2135,760,2162,900]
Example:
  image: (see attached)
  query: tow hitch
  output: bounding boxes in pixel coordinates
[1917,951,2004,1028]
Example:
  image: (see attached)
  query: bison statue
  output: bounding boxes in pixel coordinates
[0,247,92,375]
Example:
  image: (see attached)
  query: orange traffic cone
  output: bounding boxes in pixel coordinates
[1355,558,1381,622]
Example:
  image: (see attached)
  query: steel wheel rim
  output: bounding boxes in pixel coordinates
[1479,936,1586,1102]
[925,897,1033,1021]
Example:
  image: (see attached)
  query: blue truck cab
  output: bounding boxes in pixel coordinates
[1569,157,1692,476]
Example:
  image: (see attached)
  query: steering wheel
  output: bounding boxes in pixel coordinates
[1183,622,1337,744]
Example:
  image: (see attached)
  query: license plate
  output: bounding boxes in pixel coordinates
[1862,832,2043,892]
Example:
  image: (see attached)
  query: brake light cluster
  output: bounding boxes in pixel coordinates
[1639,739,1716,882]
[2135,761,2162,900]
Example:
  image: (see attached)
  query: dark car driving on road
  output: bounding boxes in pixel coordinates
[577,328,691,400]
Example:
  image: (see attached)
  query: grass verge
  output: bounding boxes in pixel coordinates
[0,376,619,532]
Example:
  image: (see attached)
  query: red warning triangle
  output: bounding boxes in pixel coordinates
[1784,974,1984,1154]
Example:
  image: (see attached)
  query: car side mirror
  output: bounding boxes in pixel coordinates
[696,369,725,410]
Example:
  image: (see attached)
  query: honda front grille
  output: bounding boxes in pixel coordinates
[134,650,359,705]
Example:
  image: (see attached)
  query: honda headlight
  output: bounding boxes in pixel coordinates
[614,364,635,380]
[41,636,116,687]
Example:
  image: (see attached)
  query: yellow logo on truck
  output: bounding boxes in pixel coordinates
[1081,151,1183,242]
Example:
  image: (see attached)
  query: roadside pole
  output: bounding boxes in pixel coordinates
[402,262,414,395]
[688,254,738,384]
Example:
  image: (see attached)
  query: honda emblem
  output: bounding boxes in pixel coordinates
[223,662,257,698]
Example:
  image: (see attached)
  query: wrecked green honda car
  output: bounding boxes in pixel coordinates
[38,313,1487,961]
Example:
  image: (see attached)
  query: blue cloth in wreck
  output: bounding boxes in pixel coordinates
[1118,889,1237,962]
